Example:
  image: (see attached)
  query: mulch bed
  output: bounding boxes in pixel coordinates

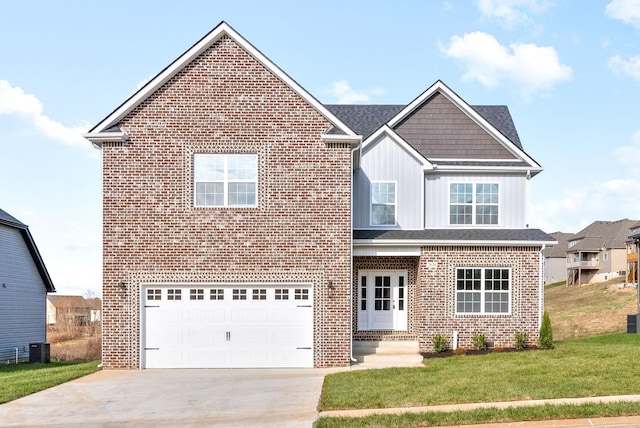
[422,346,539,359]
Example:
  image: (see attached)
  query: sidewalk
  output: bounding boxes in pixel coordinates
[318,394,640,426]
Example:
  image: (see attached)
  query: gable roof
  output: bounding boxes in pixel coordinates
[568,219,639,252]
[0,208,55,292]
[83,21,359,147]
[543,232,574,258]
[328,81,540,175]
[47,295,89,309]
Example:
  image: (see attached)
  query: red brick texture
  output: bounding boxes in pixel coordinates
[101,36,352,369]
[353,246,543,351]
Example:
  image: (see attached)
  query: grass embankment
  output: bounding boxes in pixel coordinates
[0,361,100,404]
[545,278,637,339]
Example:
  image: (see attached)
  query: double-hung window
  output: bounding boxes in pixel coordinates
[194,154,257,207]
[371,182,396,226]
[455,268,510,314]
[449,183,499,225]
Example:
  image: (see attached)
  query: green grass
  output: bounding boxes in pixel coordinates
[319,333,640,411]
[544,280,566,290]
[316,402,640,428]
[0,361,100,404]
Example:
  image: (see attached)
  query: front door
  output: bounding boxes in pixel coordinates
[357,270,407,331]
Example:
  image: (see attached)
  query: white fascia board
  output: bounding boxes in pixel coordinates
[386,80,541,170]
[353,239,556,247]
[362,125,433,170]
[353,246,421,256]
[87,22,356,138]
[430,164,543,174]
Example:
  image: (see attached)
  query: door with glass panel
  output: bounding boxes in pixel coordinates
[357,271,408,330]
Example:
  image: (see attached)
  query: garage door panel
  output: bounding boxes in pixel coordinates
[142,285,313,368]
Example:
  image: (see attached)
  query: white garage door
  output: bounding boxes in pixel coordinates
[142,285,313,368]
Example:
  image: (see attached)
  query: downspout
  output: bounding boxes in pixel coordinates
[539,244,545,329]
[350,141,361,364]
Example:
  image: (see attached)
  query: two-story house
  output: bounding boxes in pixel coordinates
[566,219,638,286]
[83,22,555,369]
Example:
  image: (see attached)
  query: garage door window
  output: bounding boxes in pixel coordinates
[147,289,161,300]
[275,289,289,300]
[210,289,224,300]
[168,289,182,300]
[294,289,309,300]
[252,289,267,300]
[232,289,247,300]
[190,289,204,300]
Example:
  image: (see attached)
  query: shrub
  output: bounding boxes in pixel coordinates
[431,334,448,353]
[472,333,487,350]
[538,311,554,349]
[515,330,528,350]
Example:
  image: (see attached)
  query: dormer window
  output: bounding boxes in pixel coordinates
[449,183,499,225]
[371,182,396,226]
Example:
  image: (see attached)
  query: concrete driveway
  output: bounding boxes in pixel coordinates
[0,368,336,427]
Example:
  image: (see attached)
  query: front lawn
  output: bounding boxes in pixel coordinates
[320,333,640,411]
[0,361,100,404]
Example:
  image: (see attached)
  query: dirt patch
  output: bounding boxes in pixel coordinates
[422,346,539,359]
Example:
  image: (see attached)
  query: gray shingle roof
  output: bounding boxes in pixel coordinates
[568,219,639,252]
[0,208,26,228]
[325,104,523,149]
[543,232,574,258]
[354,228,555,243]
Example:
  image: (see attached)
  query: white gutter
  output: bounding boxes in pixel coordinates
[82,131,128,149]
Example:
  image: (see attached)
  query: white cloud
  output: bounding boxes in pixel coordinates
[606,0,640,29]
[327,80,386,104]
[612,130,640,163]
[0,80,89,148]
[475,0,551,28]
[441,32,572,99]
[609,55,640,81]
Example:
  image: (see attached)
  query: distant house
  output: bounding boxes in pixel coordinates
[0,208,55,362]
[543,232,573,285]
[566,219,638,286]
[626,222,640,286]
[47,296,100,326]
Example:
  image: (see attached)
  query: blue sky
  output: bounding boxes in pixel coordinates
[2,0,640,296]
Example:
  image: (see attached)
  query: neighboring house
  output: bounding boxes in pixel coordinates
[88,298,102,323]
[0,208,55,362]
[626,221,640,286]
[83,22,555,369]
[566,219,638,286]
[543,232,573,285]
[46,295,98,326]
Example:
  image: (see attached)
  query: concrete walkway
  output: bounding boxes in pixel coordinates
[318,394,640,427]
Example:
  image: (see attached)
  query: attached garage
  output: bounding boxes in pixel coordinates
[141,284,313,368]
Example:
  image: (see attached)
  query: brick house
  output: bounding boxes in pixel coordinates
[84,22,555,369]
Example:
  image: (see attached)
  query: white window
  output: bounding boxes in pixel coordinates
[449,183,499,225]
[456,268,510,314]
[194,154,257,207]
[603,252,609,262]
[371,182,396,226]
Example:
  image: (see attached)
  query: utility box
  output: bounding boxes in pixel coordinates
[29,342,50,363]
[627,314,640,334]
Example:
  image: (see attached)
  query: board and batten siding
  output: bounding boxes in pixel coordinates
[0,225,47,362]
[425,173,528,228]
[354,134,424,229]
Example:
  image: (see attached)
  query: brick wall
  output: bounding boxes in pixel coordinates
[352,246,542,351]
[101,36,352,369]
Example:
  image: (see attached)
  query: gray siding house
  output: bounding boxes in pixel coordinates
[543,232,573,285]
[0,208,55,362]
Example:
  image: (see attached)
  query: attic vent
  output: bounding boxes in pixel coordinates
[102,141,126,148]
[325,142,351,149]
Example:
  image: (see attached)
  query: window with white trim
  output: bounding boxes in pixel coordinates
[371,182,396,226]
[449,183,499,225]
[456,268,510,314]
[194,154,257,207]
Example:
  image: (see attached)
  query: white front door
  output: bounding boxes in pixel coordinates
[357,270,407,331]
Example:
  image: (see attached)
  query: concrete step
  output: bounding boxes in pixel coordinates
[353,340,420,355]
